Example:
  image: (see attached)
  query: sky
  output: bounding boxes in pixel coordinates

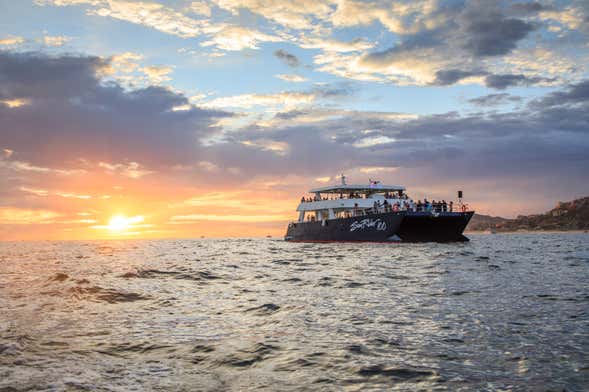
[1,0,588,240]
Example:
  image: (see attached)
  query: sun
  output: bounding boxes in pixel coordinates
[108,215,130,231]
[107,215,144,232]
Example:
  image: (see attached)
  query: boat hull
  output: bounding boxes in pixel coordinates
[285,212,404,242]
[284,211,473,243]
[396,211,473,242]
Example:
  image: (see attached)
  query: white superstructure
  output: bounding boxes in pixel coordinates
[296,176,413,222]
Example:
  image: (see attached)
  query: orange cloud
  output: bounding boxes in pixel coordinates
[0,208,60,225]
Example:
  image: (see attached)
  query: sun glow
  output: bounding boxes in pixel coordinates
[107,215,144,232]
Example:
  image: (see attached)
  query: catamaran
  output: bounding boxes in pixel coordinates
[284,175,473,242]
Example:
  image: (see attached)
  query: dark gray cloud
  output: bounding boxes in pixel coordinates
[1,51,588,212]
[274,109,309,120]
[312,83,354,98]
[531,79,589,108]
[431,69,552,90]
[0,51,231,168]
[0,51,107,99]
[360,1,544,87]
[274,49,299,67]
[510,2,552,15]
[432,69,487,85]
[461,2,536,57]
[484,73,553,89]
[359,28,444,68]
[468,93,522,106]
[202,78,589,206]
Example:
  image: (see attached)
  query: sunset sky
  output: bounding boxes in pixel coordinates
[1,0,588,240]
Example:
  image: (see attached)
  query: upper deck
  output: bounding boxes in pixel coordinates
[292,175,468,224]
[298,177,410,215]
[308,183,405,194]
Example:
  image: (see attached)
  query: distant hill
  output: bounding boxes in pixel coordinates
[467,196,589,232]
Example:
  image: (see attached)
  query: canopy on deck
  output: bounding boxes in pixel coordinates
[308,184,405,194]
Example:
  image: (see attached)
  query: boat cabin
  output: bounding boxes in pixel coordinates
[296,178,411,223]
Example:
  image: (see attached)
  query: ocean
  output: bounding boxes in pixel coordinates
[1,233,588,391]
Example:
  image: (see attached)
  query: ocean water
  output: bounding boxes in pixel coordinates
[1,234,588,391]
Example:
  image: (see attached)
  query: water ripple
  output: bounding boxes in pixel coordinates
[0,234,588,391]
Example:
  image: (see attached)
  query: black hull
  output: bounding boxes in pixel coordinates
[285,212,404,242]
[397,211,473,242]
[285,211,473,243]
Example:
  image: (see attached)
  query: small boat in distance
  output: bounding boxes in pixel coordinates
[284,175,474,242]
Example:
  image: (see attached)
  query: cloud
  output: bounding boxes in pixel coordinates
[510,2,552,15]
[36,0,216,38]
[274,49,300,67]
[0,98,32,108]
[5,47,582,203]
[141,65,174,84]
[201,26,282,51]
[203,91,316,109]
[0,50,231,170]
[0,207,60,224]
[319,1,572,87]
[330,0,444,35]
[275,74,308,82]
[359,166,398,174]
[0,36,25,46]
[202,85,352,110]
[169,213,290,223]
[34,0,102,5]
[462,5,535,57]
[468,93,522,106]
[352,136,396,148]
[33,0,588,90]
[530,79,589,108]
[109,51,143,72]
[539,5,587,30]
[0,154,83,175]
[98,161,154,178]
[431,68,557,89]
[42,35,71,47]
[193,80,589,209]
[209,0,333,30]
[484,73,553,90]
[298,37,375,53]
[19,186,92,199]
[92,0,213,38]
[432,69,486,86]
[189,1,211,17]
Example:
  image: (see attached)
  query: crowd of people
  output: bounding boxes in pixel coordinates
[300,193,456,217]
[362,198,454,215]
[300,191,408,203]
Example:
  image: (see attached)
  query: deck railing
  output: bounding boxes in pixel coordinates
[291,203,471,225]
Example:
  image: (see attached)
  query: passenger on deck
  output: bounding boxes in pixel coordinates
[383,199,389,212]
[449,201,454,212]
[442,200,447,212]
[417,200,423,211]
